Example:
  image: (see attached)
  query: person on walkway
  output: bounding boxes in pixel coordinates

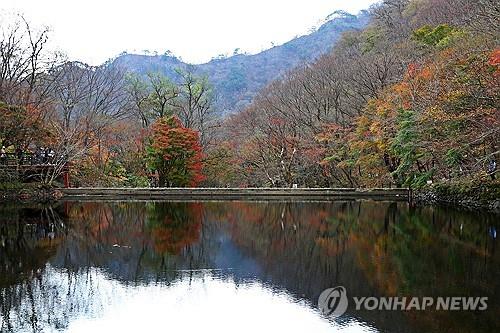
[0,146,6,164]
[488,159,497,180]
[15,147,23,164]
[48,149,55,164]
[43,148,49,164]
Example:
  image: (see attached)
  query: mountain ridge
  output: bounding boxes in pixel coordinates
[113,10,370,114]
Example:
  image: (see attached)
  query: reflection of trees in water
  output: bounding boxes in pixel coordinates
[0,204,71,332]
[220,201,499,333]
[0,205,65,287]
[1,201,499,333]
[358,205,500,332]
[1,265,114,332]
[220,201,372,298]
[55,202,220,283]
[1,202,220,332]
[147,202,202,255]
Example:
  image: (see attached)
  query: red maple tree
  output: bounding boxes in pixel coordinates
[147,116,204,187]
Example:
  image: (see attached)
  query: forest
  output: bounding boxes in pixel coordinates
[0,0,498,189]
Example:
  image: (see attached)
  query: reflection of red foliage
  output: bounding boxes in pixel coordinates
[152,219,201,255]
[151,203,203,255]
[67,202,204,255]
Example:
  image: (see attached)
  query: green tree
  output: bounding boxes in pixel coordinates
[126,72,178,128]
[390,108,432,187]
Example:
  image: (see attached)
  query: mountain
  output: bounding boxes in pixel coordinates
[113,10,370,115]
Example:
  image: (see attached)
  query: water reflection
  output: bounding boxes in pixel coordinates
[3,265,377,333]
[0,201,498,332]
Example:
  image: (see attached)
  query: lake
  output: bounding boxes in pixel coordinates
[0,201,498,332]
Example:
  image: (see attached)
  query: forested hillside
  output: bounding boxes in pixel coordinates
[210,0,499,188]
[113,10,369,114]
[0,0,498,190]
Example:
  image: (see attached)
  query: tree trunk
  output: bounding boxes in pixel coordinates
[158,173,166,187]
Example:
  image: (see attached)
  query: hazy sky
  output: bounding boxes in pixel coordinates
[2,0,379,65]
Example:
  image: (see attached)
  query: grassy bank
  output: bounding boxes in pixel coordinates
[415,179,500,211]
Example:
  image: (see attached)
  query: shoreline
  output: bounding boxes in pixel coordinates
[0,186,63,204]
[413,180,500,211]
[1,184,498,211]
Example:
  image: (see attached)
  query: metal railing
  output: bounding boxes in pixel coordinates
[0,152,56,166]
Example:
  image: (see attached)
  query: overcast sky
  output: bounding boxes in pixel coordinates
[2,0,379,65]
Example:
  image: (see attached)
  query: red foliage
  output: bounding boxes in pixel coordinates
[489,49,500,67]
[149,116,204,186]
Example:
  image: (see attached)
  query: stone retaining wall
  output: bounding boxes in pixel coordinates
[59,187,410,201]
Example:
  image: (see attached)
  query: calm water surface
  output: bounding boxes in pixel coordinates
[0,201,498,332]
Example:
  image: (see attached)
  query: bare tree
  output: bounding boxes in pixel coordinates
[124,72,178,127]
[50,61,128,172]
[0,14,62,108]
[125,73,152,127]
[175,68,218,147]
